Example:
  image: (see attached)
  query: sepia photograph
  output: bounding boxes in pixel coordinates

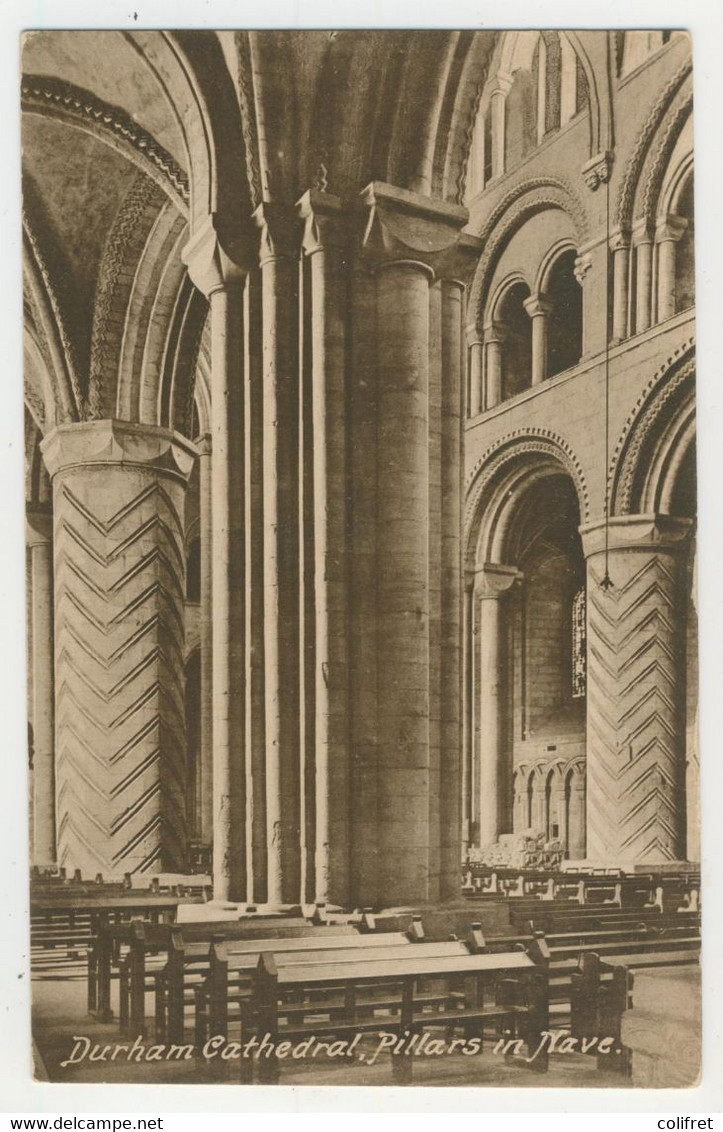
[20,27,701,1091]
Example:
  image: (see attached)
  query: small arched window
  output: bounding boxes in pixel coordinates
[675,173,695,313]
[499,282,532,400]
[546,250,583,377]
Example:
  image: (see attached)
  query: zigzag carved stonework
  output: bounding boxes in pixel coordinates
[585,522,690,862]
[46,423,195,874]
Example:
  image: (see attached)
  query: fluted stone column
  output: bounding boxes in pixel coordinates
[298,190,350,905]
[582,516,691,863]
[484,322,506,408]
[475,565,519,846]
[655,216,688,323]
[184,221,247,901]
[42,421,195,876]
[467,331,484,417]
[610,229,631,342]
[254,204,301,905]
[523,294,553,385]
[195,434,213,848]
[632,222,654,334]
[26,507,55,866]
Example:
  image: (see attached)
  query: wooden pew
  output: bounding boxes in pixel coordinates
[244,944,549,1083]
[31,892,199,987]
[569,951,633,1074]
[110,919,360,1038]
[192,933,456,1049]
[160,930,419,1043]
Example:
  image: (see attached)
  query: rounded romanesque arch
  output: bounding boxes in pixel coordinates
[465,429,589,568]
[615,58,692,233]
[21,74,190,214]
[467,179,590,333]
[609,342,695,516]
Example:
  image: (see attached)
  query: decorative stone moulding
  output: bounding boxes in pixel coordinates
[573,251,593,285]
[41,419,197,485]
[579,513,693,560]
[359,181,482,280]
[21,75,190,211]
[582,150,613,190]
[182,213,249,298]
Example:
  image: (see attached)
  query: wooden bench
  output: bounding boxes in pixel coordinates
[109,918,360,1037]
[192,933,456,1049]
[31,893,197,985]
[243,945,549,1083]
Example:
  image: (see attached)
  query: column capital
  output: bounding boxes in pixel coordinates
[296,189,347,255]
[194,433,212,457]
[474,563,522,598]
[523,293,554,319]
[579,514,693,560]
[608,226,632,254]
[253,202,301,265]
[41,420,197,484]
[26,505,52,548]
[492,70,515,96]
[182,214,248,298]
[581,150,613,191]
[483,320,508,343]
[631,218,655,246]
[358,180,478,277]
[655,214,688,243]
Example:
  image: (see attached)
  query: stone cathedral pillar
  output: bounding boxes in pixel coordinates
[42,421,195,876]
[26,507,55,866]
[474,565,519,846]
[582,515,691,863]
[298,190,351,905]
[195,434,213,848]
[184,220,247,902]
[254,204,302,906]
[358,182,478,905]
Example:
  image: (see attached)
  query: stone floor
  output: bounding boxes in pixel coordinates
[32,980,633,1089]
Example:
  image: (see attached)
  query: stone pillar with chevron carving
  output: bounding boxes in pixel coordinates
[41,421,196,877]
[582,515,692,864]
[26,507,56,867]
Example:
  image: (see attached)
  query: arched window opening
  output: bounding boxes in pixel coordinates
[186,536,201,603]
[575,55,590,115]
[509,475,586,842]
[541,32,562,136]
[546,250,583,377]
[499,282,532,400]
[483,112,493,184]
[505,68,536,169]
[526,772,534,829]
[544,772,554,840]
[571,585,586,699]
[675,174,695,313]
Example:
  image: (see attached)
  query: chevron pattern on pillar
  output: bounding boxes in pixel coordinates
[587,553,685,862]
[54,476,187,875]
